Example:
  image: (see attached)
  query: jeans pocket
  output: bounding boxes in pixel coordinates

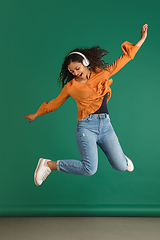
[78,115,91,123]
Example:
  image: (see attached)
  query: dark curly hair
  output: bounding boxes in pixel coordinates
[58,46,109,88]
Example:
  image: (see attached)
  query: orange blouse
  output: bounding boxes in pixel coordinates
[36,41,140,120]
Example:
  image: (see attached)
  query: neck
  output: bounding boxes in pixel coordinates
[86,68,91,80]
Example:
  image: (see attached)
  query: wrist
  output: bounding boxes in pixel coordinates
[135,38,145,47]
[140,37,146,42]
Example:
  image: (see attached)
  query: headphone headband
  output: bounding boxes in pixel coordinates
[67,51,90,67]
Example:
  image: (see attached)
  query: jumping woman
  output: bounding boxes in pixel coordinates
[25,24,148,186]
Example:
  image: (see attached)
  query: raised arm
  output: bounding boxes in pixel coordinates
[135,24,148,47]
[107,24,148,78]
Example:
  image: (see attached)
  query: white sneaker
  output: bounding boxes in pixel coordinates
[125,156,134,172]
[34,158,51,186]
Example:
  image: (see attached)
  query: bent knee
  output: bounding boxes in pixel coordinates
[84,166,97,176]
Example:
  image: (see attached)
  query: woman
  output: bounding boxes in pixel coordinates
[25,24,148,186]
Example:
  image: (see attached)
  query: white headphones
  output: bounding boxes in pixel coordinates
[67,52,90,67]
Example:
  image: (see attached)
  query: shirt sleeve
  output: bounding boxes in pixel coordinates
[107,41,140,77]
[36,84,70,116]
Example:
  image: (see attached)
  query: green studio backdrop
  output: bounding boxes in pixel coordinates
[0,0,160,217]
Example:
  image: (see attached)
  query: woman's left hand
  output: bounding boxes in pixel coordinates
[135,24,148,47]
[141,24,148,41]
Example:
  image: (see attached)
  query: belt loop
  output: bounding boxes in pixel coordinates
[89,114,92,120]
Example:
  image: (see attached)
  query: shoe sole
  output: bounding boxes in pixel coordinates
[34,158,44,186]
[126,157,134,172]
[127,166,134,172]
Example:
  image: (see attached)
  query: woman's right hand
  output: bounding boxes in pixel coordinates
[24,113,37,123]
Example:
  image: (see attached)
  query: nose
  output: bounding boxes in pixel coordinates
[74,70,79,76]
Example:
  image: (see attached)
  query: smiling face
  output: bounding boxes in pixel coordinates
[68,61,90,81]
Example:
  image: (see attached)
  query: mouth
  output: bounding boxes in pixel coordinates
[77,73,83,78]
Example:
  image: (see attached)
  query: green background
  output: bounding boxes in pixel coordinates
[0,0,160,216]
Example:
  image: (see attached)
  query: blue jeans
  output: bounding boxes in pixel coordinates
[57,114,128,176]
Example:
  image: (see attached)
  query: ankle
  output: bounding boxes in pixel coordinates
[47,161,57,171]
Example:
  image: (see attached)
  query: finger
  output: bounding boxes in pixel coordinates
[142,25,147,32]
[24,115,31,118]
[143,24,148,30]
[142,24,147,29]
[25,116,31,120]
[144,27,148,33]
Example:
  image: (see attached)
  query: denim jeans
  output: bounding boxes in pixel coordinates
[57,114,128,176]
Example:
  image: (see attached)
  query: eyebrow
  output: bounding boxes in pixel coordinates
[69,66,79,72]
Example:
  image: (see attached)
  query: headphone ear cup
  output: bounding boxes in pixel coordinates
[83,58,90,66]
